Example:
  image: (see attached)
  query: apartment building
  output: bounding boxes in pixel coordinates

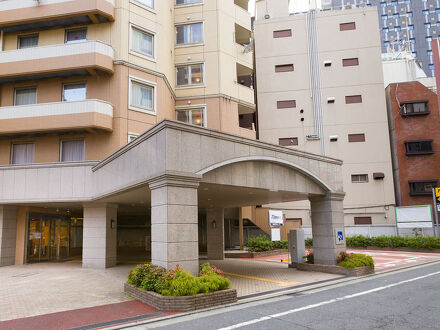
[0,0,259,269]
[254,0,396,237]
[326,0,440,77]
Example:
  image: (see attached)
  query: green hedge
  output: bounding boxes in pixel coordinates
[246,235,288,252]
[337,252,374,269]
[127,263,230,297]
[305,235,440,250]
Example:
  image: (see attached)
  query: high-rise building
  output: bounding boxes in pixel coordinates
[326,0,439,77]
[255,0,396,236]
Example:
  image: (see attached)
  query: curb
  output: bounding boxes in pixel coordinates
[108,258,440,329]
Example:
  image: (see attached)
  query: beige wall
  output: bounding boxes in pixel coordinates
[255,5,396,228]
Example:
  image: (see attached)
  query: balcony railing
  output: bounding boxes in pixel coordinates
[0,41,114,81]
[0,99,114,134]
[0,0,115,32]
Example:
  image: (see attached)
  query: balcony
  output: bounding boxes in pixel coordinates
[0,41,114,82]
[0,99,114,134]
[235,23,253,66]
[234,0,251,30]
[0,0,115,33]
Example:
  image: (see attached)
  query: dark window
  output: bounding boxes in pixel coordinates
[18,34,38,49]
[405,140,434,155]
[340,22,356,31]
[275,64,294,72]
[348,133,365,142]
[354,217,372,225]
[277,100,296,109]
[352,174,368,183]
[401,102,429,115]
[343,58,359,66]
[409,180,437,195]
[273,29,292,38]
[345,95,362,104]
[239,113,255,130]
[279,137,298,146]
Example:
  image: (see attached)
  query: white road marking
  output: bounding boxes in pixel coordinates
[218,270,440,330]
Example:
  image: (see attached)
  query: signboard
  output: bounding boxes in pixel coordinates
[269,210,283,227]
[271,227,281,242]
[436,188,440,202]
[34,233,41,239]
[335,229,345,245]
[437,204,440,213]
[395,205,433,229]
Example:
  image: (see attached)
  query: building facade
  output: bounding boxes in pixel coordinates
[0,0,259,267]
[254,0,396,237]
[326,0,440,77]
[385,80,440,208]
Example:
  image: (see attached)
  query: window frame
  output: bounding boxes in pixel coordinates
[129,23,156,61]
[59,139,85,163]
[128,76,157,115]
[62,82,87,102]
[401,101,430,116]
[175,62,205,88]
[10,142,35,165]
[275,64,294,72]
[351,174,369,183]
[128,132,140,143]
[345,95,363,104]
[342,58,359,66]
[348,133,366,143]
[404,139,434,155]
[175,0,203,8]
[130,0,155,11]
[354,216,372,225]
[279,137,299,146]
[273,29,292,38]
[17,33,39,49]
[175,105,207,127]
[14,87,37,106]
[340,22,356,31]
[64,27,87,44]
[409,180,438,196]
[175,21,204,46]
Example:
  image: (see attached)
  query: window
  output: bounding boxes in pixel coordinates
[354,217,372,225]
[11,143,34,165]
[348,133,365,142]
[131,26,154,58]
[175,0,203,5]
[405,140,434,154]
[62,83,86,102]
[345,95,363,104]
[128,133,140,143]
[176,107,205,127]
[129,78,155,113]
[175,23,203,45]
[277,100,296,109]
[61,140,85,162]
[176,63,204,86]
[340,22,356,31]
[65,28,87,43]
[409,180,437,195]
[351,174,368,183]
[279,137,298,146]
[14,87,37,106]
[18,34,38,49]
[273,29,292,38]
[133,0,154,8]
[401,102,429,115]
[275,64,294,72]
[342,58,359,66]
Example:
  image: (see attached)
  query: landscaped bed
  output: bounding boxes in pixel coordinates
[124,263,237,311]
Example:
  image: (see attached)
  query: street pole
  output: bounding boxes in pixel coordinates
[432,188,439,237]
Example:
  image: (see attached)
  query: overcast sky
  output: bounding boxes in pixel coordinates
[248,0,311,15]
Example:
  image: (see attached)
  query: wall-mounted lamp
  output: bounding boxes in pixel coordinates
[212,220,217,230]
[111,219,116,229]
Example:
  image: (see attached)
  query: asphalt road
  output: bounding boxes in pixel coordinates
[138,261,440,330]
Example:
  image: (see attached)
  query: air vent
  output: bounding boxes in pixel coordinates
[327,97,335,104]
[373,172,385,180]
[329,135,338,142]
[324,60,332,67]
[306,135,320,141]
[264,14,270,19]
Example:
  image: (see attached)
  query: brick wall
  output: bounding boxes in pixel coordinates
[386,81,440,206]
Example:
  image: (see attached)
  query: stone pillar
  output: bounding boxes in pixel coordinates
[82,204,118,269]
[206,207,225,260]
[0,206,17,266]
[310,193,346,265]
[149,173,200,275]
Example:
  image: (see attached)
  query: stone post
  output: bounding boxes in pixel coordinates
[0,206,18,266]
[310,192,346,265]
[206,207,225,260]
[149,172,201,275]
[82,204,118,269]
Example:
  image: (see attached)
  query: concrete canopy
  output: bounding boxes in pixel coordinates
[0,120,345,273]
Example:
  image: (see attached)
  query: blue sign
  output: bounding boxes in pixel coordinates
[336,230,344,245]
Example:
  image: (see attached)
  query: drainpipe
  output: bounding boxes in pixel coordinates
[0,30,3,51]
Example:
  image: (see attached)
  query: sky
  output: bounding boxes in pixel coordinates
[248,0,312,15]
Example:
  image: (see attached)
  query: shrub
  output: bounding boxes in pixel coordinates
[273,240,289,250]
[346,235,440,250]
[304,252,314,264]
[127,263,230,297]
[246,235,273,252]
[305,238,313,248]
[337,252,374,269]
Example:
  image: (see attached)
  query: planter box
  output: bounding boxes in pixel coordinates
[296,263,374,277]
[124,283,237,311]
[225,249,288,258]
[351,246,440,254]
